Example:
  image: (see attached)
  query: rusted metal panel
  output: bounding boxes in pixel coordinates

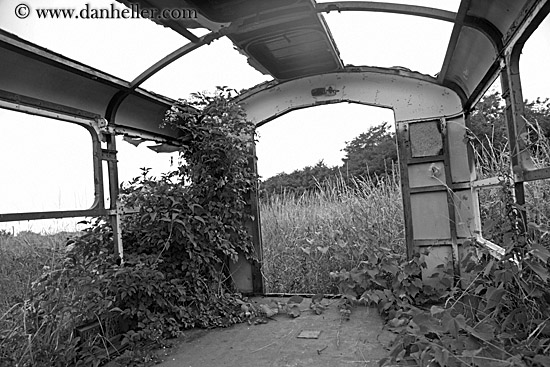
[237,67,463,125]
[408,162,446,188]
[410,192,451,240]
[409,121,443,158]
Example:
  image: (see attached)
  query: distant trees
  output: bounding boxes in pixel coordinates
[259,122,397,196]
[341,122,397,178]
[259,93,550,196]
[259,160,339,196]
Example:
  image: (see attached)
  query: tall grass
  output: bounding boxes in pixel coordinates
[0,232,74,315]
[260,172,405,294]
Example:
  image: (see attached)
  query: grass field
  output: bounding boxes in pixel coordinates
[260,172,405,294]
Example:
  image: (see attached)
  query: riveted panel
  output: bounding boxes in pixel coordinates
[408,162,446,188]
[409,120,443,157]
[410,192,451,239]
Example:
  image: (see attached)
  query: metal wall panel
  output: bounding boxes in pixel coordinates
[410,192,452,239]
[408,162,446,188]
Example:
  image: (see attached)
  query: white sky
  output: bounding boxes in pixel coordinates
[0,0,549,233]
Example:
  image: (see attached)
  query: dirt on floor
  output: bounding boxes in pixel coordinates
[152,296,396,367]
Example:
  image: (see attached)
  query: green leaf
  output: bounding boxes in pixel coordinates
[531,243,550,263]
[526,260,550,283]
[484,286,505,311]
[467,321,495,341]
[430,305,446,316]
[531,355,550,367]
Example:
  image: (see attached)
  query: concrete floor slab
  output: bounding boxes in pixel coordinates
[155,297,395,367]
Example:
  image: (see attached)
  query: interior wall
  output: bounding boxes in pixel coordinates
[233,68,480,292]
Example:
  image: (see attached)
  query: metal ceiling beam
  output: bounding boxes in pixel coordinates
[315,0,502,45]
[438,0,471,84]
[316,1,456,22]
[101,31,222,141]
[130,32,222,89]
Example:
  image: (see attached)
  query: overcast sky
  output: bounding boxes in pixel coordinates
[0,0,549,233]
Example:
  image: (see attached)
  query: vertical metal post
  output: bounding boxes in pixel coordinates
[248,142,264,294]
[104,133,123,259]
[500,46,533,232]
[396,121,414,259]
[442,118,460,279]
